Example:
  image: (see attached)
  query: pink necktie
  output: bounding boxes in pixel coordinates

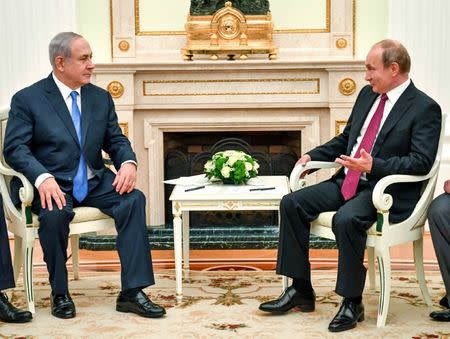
[341,93,388,201]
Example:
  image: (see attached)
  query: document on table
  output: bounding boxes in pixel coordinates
[163,174,211,187]
[197,184,283,195]
[164,175,265,187]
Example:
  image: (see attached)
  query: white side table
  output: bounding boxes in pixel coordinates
[169,175,290,300]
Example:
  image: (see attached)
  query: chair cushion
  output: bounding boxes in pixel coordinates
[28,206,111,227]
[311,211,377,235]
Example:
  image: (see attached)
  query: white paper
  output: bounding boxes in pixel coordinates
[246,177,264,186]
[164,174,264,187]
[163,174,211,186]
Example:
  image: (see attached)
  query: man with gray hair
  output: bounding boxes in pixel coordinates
[4,32,165,319]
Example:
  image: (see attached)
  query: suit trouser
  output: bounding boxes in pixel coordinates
[428,193,450,306]
[276,177,377,298]
[0,197,15,291]
[36,171,155,295]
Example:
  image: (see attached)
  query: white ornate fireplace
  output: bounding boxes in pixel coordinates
[94,60,365,225]
[91,0,366,226]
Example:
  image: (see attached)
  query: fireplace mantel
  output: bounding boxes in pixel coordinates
[93,59,365,225]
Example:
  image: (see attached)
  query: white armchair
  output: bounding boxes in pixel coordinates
[0,107,116,313]
[288,114,446,327]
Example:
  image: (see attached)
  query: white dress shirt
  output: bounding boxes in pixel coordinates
[345,78,411,178]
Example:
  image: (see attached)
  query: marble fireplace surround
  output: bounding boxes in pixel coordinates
[93,60,365,226]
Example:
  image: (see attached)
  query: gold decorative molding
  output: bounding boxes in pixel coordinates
[135,0,185,35]
[335,120,347,136]
[118,40,130,51]
[242,201,279,207]
[119,122,129,138]
[182,2,276,61]
[223,201,240,210]
[143,78,320,97]
[335,38,348,49]
[110,0,355,57]
[274,0,330,33]
[133,0,333,36]
[338,78,356,96]
[107,81,125,98]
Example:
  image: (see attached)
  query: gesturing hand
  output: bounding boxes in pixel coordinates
[38,177,66,211]
[335,149,373,173]
[112,162,137,195]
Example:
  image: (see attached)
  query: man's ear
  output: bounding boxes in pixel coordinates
[390,62,400,76]
[54,56,64,72]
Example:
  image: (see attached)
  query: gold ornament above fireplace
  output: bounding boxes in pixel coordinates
[182,1,277,61]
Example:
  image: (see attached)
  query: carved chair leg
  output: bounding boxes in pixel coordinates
[367,246,376,290]
[376,246,391,327]
[413,238,432,306]
[13,235,23,284]
[23,236,35,313]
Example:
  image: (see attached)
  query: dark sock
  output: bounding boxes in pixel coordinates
[121,287,141,297]
[440,295,449,308]
[346,296,362,304]
[292,278,314,298]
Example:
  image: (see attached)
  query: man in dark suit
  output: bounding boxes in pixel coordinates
[0,198,33,323]
[3,32,165,319]
[428,179,450,322]
[259,39,442,332]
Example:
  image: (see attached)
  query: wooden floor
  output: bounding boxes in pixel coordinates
[17,232,440,274]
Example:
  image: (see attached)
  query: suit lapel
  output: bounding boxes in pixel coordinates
[372,82,416,156]
[44,75,79,145]
[80,85,93,148]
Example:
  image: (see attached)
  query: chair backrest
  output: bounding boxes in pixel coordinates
[411,113,447,226]
[0,107,9,162]
[0,107,13,193]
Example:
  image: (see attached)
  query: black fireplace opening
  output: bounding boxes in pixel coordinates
[164,131,301,227]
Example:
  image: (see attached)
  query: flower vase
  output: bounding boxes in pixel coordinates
[222,178,235,185]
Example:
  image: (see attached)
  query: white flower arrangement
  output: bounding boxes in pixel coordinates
[204,150,259,184]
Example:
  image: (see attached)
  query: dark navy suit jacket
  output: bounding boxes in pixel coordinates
[3,74,135,200]
[307,82,442,221]
[0,197,14,290]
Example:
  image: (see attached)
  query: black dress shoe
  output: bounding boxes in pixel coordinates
[259,286,315,313]
[439,296,449,309]
[116,290,166,318]
[0,292,32,323]
[328,298,364,332]
[51,293,76,319]
[430,308,450,322]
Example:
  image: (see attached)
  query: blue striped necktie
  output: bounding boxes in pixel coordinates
[70,91,88,202]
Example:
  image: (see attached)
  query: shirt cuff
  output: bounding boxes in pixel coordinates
[35,173,54,189]
[121,160,137,168]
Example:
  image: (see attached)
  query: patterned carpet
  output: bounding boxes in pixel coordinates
[0,269,449,338]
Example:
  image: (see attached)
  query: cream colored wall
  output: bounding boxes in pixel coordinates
[76,0,111,62]
[76,0,388,62]
[355,0,388,58]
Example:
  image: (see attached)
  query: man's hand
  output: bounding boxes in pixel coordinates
[444,179,450,194]
[335,149,373,173]
[112,162,137,195]
[38,177,66,211]
[295,154,312,178]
